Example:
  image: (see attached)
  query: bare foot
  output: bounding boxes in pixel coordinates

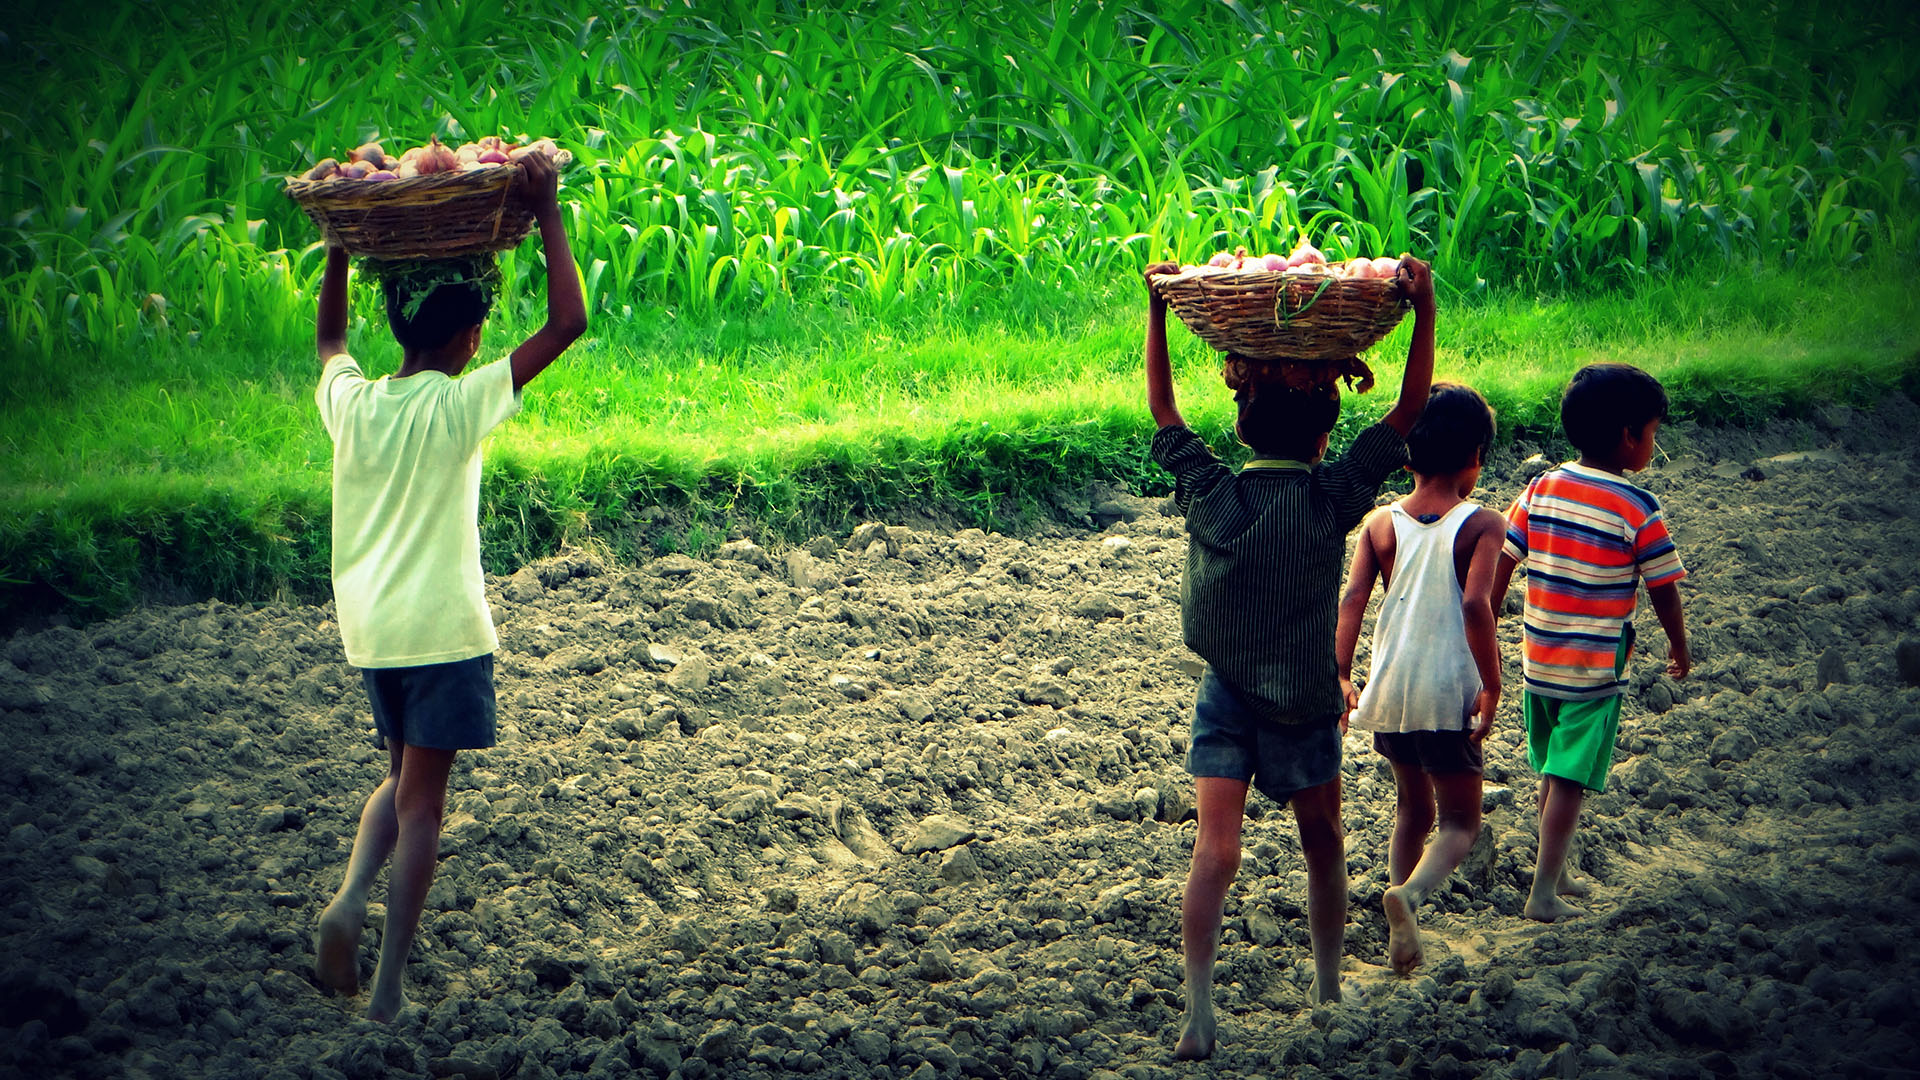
[1523,893,1585,923]
[1382,886,1425,975]
[1556,871,1592,897]
[314,897,364,995]
[1173,1007,1216,1061]
[1308,974,1344,1005]
[365,978,408,1024]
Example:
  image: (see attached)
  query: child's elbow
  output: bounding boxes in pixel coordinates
[553,314,588,342]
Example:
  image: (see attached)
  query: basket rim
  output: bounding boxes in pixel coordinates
[282,166,520,204]
[1146,264,1405,291]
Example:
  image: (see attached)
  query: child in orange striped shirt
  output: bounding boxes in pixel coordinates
[1493,363,1690,922]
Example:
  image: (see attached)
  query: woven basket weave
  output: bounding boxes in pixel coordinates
[1147,266,1410,362]
[283,167,538,259]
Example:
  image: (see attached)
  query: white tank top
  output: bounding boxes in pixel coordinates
[1350,501,1483,733]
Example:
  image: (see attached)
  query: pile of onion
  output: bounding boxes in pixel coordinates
[299,136,569,181]
[1194,242,1402,280]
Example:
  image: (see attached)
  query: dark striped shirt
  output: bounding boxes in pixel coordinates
[1151,421,1408,724]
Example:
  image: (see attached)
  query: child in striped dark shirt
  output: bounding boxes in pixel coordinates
[1493,362,1691,923]
[1141,256,1436,1060]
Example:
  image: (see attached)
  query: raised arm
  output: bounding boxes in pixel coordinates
[1380,256,1436,437]
[316,246,350,364]
[509,151,588,392]
[1335,512,1386,728]
[1459,509,1508,741]
[1142,262,1184,430]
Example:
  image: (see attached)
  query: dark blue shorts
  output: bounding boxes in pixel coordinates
[360,654,497,751]
[1374,730,1485,775]
[1186,671,1341,804]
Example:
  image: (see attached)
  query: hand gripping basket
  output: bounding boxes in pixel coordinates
[1147,266,1411,389]
[282,154,570,259]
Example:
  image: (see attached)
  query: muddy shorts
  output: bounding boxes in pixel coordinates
[1524,633,1630,792]
[1186,671,1341,804]
[1374,729,1484,775]
[360,654,497,751]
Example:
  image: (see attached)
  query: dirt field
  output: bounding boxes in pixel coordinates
[3,398,1919,1080]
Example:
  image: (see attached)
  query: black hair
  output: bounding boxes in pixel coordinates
[1235,381,1340,460]
[1406,382,1496,475]
[1560,363,1668,457]
[368,257,498,353]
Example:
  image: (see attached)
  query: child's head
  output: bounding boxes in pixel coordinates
[1234,381,1340,462]
[372,257,498,362]
[1406,382,1496,478]
[1560,363,1668,460]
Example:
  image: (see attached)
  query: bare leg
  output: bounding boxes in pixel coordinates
[366,743,456,1023]
[1291,779,1347,1004]
[316,746,402,995]
[1525,774,1585,922]
[1532,778,1588,896]
[1385,763,1435,887]
[1175,777,1247,1061]
[1383,770,1481,974]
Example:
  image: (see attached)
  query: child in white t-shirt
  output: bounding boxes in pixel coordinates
[1335,383,1506,975]
[310,150,586,1023]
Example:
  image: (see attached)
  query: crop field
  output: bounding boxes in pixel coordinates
[8,6,1920,1079]
[2,0,1918,618]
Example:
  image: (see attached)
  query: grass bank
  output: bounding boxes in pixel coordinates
[3,262,1916,623]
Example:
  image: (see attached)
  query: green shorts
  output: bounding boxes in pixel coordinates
[1524,634,1630,792]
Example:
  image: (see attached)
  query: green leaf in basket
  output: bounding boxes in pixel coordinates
[1274,275,1334,325]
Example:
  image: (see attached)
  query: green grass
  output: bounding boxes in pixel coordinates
[2,0,1917,619]
[5,260,1916,620]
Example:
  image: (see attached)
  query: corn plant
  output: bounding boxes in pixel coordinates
[1,0,1914,356]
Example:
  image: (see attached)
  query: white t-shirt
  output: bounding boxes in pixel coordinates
[316,353,520,668]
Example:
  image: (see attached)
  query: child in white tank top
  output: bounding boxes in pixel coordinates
[1335,384,1508,976]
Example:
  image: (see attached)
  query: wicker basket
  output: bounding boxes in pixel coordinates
[1147,266,1410,362]
[283,166,539,259]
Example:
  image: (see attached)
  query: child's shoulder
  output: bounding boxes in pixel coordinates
[1460,502,1507,538]
[1537,465,1666,524]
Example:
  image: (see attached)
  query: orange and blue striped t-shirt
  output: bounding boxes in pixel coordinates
[1502,463,1686,700]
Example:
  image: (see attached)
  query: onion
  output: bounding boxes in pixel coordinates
[302,158,339,181]
[477,149,509,164]
[1372,256,1400,278]
[335,161,370,180]
[1287,241,1327,267]
[417,136,461,175]
[348,143,389,170]
[1207,251,1235,268]
[1261,253,1288,271]
[364,170,397,181]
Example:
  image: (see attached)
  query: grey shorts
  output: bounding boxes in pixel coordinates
[360,654,497,751]
[1186,671,1341,804]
